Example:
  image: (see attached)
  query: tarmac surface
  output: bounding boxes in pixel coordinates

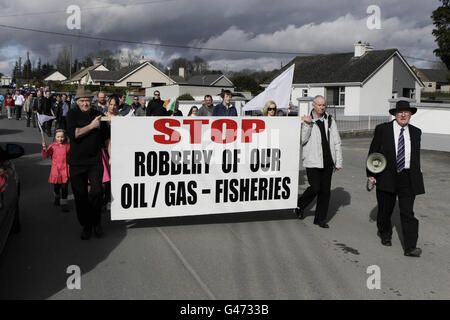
[0,115,449,299]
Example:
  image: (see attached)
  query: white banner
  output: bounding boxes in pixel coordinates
[111,117,301,220]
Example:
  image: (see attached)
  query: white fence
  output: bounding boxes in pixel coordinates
[326,107,391,133]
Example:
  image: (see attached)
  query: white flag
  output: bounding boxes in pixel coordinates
[243,64,295,112]
[37,113,56,127]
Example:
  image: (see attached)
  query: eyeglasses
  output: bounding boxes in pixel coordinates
[154,94,160,96]
[268,108,276,111]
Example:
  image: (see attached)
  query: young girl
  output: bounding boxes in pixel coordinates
[42,129,71,212]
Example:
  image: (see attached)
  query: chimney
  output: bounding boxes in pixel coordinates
[354,41,373,57]
[179,67,185,78]
[139,56,146,64]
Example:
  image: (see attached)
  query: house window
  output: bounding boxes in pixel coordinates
[427,83,433,88]
[127,82,142,87]
[302,89,308,97]
[325,86,345,106]
[410,89,416,99]
[339,87,345,106]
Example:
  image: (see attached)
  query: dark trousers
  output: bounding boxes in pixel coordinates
[56,117,67,130]
[27,110,37,127]
[103,181,111,206]
[54,183,69,199]
[376,170,418,250]
[43,120,52,136]
[70,164,103,228]
[298,164,334,223]
[15,105,22,119]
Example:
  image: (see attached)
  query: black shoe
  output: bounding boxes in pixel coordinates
[54,197,60,206]
[381,239,392,246]
[404,247,422,257]
[93,224,104,238]
[80,226,92,240]
[294,207,305,219]
[61,204,69,212]
[317,222,330,229]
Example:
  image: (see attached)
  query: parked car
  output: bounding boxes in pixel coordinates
[244,104,298,117]
[276,104,299,117]
[0,143,24,255]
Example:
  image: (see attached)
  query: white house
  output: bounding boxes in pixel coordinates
[64,63,109,85]
[1,76,12,86]
[146,70,235,101]
[86,60,175,88]
[266,42,424,116]
[43,70,67,82]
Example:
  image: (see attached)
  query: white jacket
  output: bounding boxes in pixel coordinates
[301,113,343,169]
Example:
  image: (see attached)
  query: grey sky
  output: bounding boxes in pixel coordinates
[0,0,442,75]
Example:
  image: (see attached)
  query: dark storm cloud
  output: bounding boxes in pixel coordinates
[0,0,442,74]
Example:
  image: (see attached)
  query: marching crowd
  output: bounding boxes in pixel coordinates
[0,85,424,257]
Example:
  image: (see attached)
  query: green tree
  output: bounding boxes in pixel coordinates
[231,75,262,95]
[432,0,450,69]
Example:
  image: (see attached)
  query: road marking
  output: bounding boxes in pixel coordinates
[157,227,216,300]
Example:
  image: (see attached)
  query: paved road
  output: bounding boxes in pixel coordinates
[0,116,449,299]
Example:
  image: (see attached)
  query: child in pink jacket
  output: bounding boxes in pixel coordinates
[42,129,70,212]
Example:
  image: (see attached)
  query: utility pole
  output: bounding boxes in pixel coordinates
[69,44,72,80]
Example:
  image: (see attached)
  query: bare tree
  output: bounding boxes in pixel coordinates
[54,45,72,76]
[126,51,140,66]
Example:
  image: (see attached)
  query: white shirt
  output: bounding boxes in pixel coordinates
[393,121,411,169]
[13,94,24,106]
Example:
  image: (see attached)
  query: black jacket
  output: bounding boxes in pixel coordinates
[146,98,167,116]
[367,120,425,195]
[32,97,44,112]
[42,97,53,116]
[118,103,131,116]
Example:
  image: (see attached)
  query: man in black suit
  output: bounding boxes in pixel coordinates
[367,100,425,257]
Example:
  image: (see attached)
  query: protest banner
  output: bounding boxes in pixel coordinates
[111,117,300,220]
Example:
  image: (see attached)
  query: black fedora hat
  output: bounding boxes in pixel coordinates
[389,100,417,116]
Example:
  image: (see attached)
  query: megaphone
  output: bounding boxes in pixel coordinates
[366,152,386,174]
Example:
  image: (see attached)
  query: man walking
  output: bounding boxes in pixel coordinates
[212,90,237,116]
[42,90,54,136]
[367,100,424,257]
[295,95,342,228]
[13,89,25,120]
[66,87,111,240]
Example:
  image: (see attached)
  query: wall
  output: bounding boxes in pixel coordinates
[213,77,233,87]
[359,58,394,115]
[342,86,361,116]
[409,103,450,152]
[179,85,234,100]
[392,56,417,97]
[146,84,180,99]
[291,87,325,106]
[423,82,436,93]
[45,72,67,81]
[115,64,174,88]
